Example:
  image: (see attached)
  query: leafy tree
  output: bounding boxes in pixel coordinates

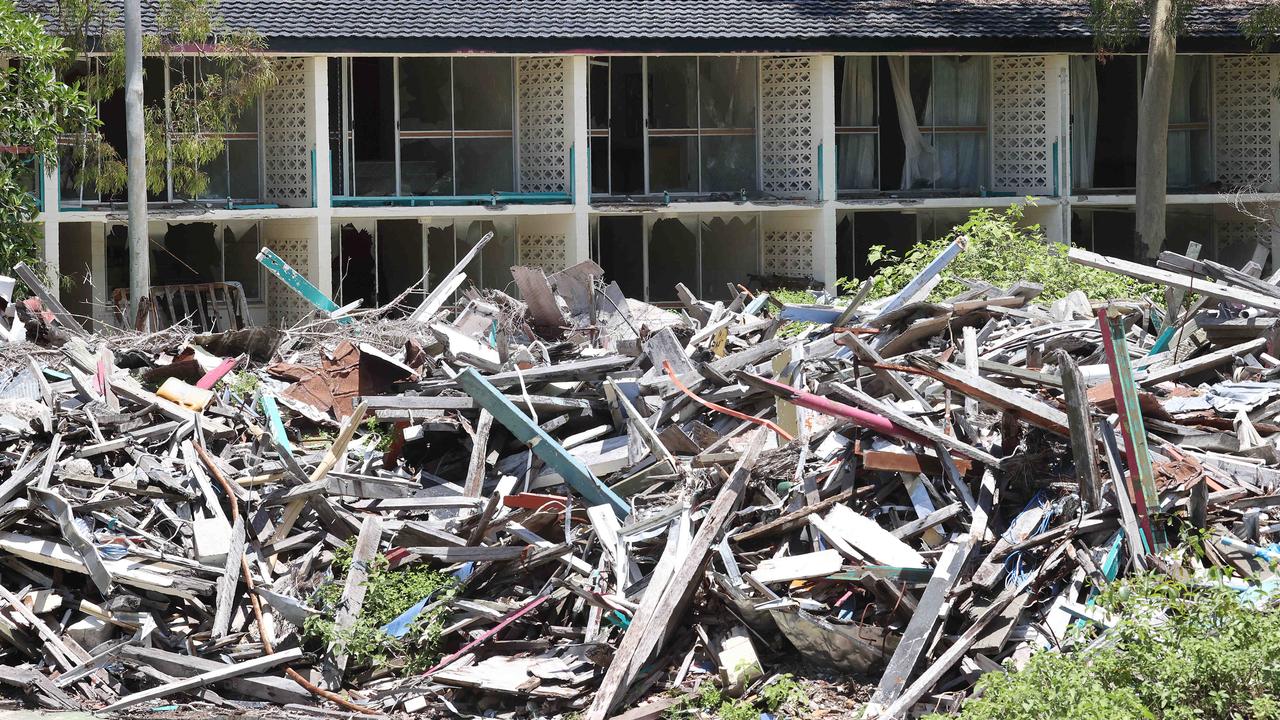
[1089,1,1280,260]
[47,0,274,199]
[0,0,95,278]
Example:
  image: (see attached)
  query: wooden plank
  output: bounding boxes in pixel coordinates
[321,515,382,689]
[118,645,312,705]
[749,549,842,584]
[1139,337,1266,386]
[12,262,88,336]
[511,266,566,333]
[104,648,303,711]
[1057,350,1102,509]
[464,410,494,497]
[409,230,493,322]
[819,504,925,568]
[1097,310,1163,551]
[1068,248,1280,313]
[908,358,1069,436]
[865,537,971,713]
[585,429,766,720]
[458,368,629,518]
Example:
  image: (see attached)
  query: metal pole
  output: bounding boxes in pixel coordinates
[123,0,149,324]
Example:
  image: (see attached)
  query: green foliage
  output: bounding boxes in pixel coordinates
[666,674,808,719]
[1088,0,1192,53]
[935,573,1280,720]
[223,371,259,405]
[854,204,1157,304]
[361,417,395,453]
[53,0,275,198]
[0,0,95,286]
[304,541,457,673]
[1242,3,1280,52]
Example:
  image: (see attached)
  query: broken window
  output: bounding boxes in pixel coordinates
[1072,56,1138,190]
[841,55,986,193]
[592,214,760,302]
[376,219,425,308]
[836,56,879,190]
[223,221,264,302]
[588,56,756,196]
[838,209,970,281]
[1168,56,1212,189]
[350,58,397,196]
[420,218,519,296]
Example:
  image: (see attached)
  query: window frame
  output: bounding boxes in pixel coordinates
[588,55,760,198]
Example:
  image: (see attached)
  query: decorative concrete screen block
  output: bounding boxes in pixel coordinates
[1215,56,1276,191]
[991,56,1052,195]
[1216,217,1268,254]
[763,230,814,278]
[760,56,818,198]
[520,233,567,274]
[262,58,312,207]
[517,57,569,194]
[268,235,311,327]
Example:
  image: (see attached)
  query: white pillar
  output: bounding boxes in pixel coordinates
[40,158,60,297]
[814,54,838,292]
[1048,54,1072,246]
[89,222,107,328]
[568,54,591,266]
[306,56,334,297]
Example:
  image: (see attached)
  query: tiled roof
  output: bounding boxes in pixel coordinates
[27,0,1273,52]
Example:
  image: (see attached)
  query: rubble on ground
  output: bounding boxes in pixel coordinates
[1,234,1279,719]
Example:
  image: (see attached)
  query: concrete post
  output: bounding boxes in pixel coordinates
[815,54,839,293]
[568,55,591,266]
[306,56,334,297]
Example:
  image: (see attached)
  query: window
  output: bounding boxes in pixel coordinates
[836,56,879,191]
[911,56,989,191]
[1168,56,1212,189]
[331,57,516,198]
[591,214,760,302]
[589,56,757,197]
[836,55,988,193]
[424,219,518,294]
[59,57,259,205]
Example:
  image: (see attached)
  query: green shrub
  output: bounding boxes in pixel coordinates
[935,573,1280,720]
[666,673,808,719]
[850,204,1158,303]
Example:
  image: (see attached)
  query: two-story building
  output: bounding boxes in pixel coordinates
[28,0,1280,329]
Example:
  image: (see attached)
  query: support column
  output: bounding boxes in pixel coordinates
[815,54,838,293]
[89,223,106,328]
[568,54,591,266]
[1048,54,1072,246]
[40,159,60,298]
[306,56,334,297]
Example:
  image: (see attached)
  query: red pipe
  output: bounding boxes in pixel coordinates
[740,372,931,446]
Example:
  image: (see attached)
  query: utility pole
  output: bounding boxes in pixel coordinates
[123,0,149,325]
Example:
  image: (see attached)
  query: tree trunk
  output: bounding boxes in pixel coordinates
[1135,0,1178,259]
[123,0,149,324]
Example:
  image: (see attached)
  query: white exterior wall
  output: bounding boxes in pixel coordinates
[38,50,1280,308]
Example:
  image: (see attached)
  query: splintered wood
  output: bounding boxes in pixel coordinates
[0,239,1277,718]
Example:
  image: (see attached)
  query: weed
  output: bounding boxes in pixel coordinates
[666,673,808,719]
[304,540,457,673]
[224,371,260,405]
[850,203,1159,303]
[361,417,395,453]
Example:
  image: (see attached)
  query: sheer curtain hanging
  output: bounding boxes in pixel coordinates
[838,57,877,188]
[1069,56,1098,190]
[1167,55,1209,188]
[887,56,937,189]
[925,56,987,190]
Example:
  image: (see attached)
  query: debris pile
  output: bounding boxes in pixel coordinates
[1,235,1279,719]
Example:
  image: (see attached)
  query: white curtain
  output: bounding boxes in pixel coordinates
[1069,56,1098,190]
[838,56,877,188]
[1167,55,1209,188]
[887,56,938,190]
[925,56,988,190]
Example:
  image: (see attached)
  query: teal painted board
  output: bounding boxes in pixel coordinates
[456,368,629,518]
[256,247,351,325]
[260,393,292,454]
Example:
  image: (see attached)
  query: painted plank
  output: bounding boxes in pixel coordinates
[457,368,629,518]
